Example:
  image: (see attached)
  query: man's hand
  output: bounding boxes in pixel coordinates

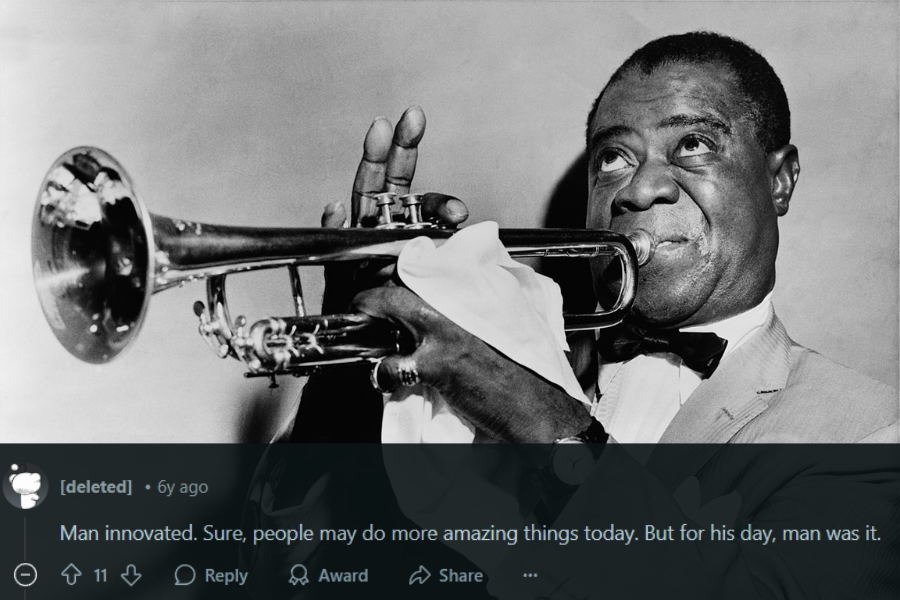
[322,106,469,228]
[321,107,469,314]
[353,286,593,449]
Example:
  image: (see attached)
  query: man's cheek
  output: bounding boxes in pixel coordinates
[586,193,615,229]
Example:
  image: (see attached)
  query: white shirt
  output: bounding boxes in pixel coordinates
[592,293,774,445]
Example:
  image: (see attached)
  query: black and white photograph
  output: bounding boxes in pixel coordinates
[1,1,897,599]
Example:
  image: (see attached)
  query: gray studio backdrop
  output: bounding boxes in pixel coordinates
[1,1,897,443]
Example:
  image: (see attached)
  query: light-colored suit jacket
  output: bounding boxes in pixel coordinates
[489,313,899,599]
[658,311,897,445]
[570,310,898,446]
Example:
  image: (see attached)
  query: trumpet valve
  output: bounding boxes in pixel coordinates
[373,192,403,229]
[400,193,434,229]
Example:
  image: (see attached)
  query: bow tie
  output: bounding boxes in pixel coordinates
[596,322,728,379]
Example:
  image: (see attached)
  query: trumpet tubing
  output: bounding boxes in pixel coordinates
[33,147,652,378]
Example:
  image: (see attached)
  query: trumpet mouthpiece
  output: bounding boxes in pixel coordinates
[625,229,654,266]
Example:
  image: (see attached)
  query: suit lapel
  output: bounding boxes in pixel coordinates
[646,312,795,490]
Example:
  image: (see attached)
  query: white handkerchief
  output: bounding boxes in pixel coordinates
[381,221,589,444]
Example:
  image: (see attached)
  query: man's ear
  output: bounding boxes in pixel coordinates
[767,144,800,216]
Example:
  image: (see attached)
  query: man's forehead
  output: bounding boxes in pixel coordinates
[590,62,744,135]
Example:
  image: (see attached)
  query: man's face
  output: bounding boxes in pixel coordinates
[587,61,782,328]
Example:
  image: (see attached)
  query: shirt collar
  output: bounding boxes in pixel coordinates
[681,292,773,357]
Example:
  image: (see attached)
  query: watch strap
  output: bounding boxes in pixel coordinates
[555,417,609,446]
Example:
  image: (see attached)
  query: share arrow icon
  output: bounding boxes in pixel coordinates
[409,565,431,585]
[121,564,142,587]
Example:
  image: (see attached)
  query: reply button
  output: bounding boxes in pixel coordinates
[205,568,248,586]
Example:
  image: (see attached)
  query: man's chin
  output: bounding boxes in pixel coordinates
[592,261,708,328]
[628,295,704,329]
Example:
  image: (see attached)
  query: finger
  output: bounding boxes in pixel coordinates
[384,106,426,199]
[352,117,394,226]
[321,202,348,228]
[420,192,469,228]
[352,286,434,345]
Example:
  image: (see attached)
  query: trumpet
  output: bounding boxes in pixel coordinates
[33,147,653,380]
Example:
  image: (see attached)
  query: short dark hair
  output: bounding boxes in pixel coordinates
[586,31,790,152]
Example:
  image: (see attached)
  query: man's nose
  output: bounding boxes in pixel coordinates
[613,160,679,211]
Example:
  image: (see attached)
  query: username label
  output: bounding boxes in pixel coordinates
[61,480,132,495]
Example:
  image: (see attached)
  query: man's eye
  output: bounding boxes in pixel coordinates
[598,151,630,172]
[675,136,714,158]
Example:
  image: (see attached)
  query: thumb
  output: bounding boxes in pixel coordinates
[421,192,469,228]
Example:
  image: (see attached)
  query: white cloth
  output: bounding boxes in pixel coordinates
[380,221,589,444]
[379,222,589,571]
[594,294,774,445]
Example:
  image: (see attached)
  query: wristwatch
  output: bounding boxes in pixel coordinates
[549,418,608,485]
[529,419,607,523]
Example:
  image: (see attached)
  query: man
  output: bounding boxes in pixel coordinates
[265,32,897,599]
[341,32,896,445]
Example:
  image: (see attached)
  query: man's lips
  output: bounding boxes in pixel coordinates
[636,234,699,263]
[655,237,691,248]
[615,226,693,244]
[625,232,691,247]
[610,224,702,261]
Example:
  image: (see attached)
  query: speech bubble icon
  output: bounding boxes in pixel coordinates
[174,564,196,586]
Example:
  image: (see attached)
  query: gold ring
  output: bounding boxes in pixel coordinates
[396,356,420,387]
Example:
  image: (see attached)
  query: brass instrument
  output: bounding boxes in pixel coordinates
[32,147,653,380]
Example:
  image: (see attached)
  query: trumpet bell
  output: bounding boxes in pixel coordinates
[32,147,155,363]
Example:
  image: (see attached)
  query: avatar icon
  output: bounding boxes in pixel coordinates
[4,463,47,509]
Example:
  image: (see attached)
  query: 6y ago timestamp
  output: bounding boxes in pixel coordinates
[154,480,208,497]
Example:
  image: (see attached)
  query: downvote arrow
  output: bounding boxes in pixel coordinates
[121,564,142,587]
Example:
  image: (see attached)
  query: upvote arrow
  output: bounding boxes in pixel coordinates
[121,564,142,587]
[61,563,82,585]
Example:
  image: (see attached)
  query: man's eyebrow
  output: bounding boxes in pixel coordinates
[589,125,632,149]
[658,114,732,135]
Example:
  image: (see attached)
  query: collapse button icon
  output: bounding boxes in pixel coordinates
[14,563,37,587]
